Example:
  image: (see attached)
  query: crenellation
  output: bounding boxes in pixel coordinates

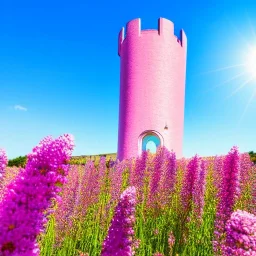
[158,17,174,36]
[126,18,141,37]
[118,27,124,56]
[181,29,187,49]
[118,18,186,56]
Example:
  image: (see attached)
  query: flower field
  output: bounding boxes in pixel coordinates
[0,134,256,255]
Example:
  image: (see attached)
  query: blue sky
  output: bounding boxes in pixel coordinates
[0,0,256,159]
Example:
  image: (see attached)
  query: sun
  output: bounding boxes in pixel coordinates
[245,46,256,78]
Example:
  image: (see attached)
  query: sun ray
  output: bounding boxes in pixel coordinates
[237,86,256,126]
[225,74,255,99]
[245,11,256,45]
[225,16,253,50]
[197,63,246,76]
[202,71,247,94]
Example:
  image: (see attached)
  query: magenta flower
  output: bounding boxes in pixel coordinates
[98,157,107,182]
[252,165,256,216]
[0,148,8,178]
[222,210,256,256]
[129,150,148,201]
[213,155,224,193]
[240,153,254,188]
[213,146,241,254]
[110,159,130,202]
[168,231,175,249]
[148,147,167,206]
[54,165,80,245]
[76,160,100,218]
[0,134,74,256]
[160,150,177,206]
[101,186,137,256]
[180,154,201,213]
[193,159,207,220]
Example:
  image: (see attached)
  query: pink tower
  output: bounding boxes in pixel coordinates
[117,17,187,161]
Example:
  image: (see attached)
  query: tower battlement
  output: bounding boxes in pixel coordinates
[118,17,187,56]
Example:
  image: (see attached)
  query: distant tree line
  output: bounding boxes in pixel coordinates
[249,151,256,164]
[6,151,255,168]
[8,156,27,168]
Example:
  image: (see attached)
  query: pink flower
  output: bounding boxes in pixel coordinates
[222,210,256,255]
[110,160,129,202]
[159,150,177,206]
[240,153,253,188]
[129,150,148,201]
[148,147,167,207]
[101,186,137,256]
[193,159,207,220]
[0,134,74,256]
[213,146,241,254]
[180,155,201,213]
[0,148,8,178]
[168,231,175,249]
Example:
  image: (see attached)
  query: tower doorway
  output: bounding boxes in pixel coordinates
[141,133,161,153]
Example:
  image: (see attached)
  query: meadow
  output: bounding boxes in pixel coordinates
[0,134,255,256]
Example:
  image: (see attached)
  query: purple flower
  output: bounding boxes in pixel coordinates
[240,153,254,188]
[148,147,167,207]
[129,150,148,201]
[213,155,224,193]
[168,231,175,249]
[213,146,241,254]
[0,148,8,178]
[252,165,256,216]
[180,155,201,213]
[108,158,116,168]
[222,210,256,255]
[110,160,128,202]
[101,186,137,256]
[160,150,177,206]
[54,165,80,245]
[193,159,207,220]
[76,160,100,218]
[0,134,74,256]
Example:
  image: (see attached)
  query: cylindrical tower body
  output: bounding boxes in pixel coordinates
[117,18,187,161]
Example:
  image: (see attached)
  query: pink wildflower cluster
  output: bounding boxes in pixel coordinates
[168,231,175,248]
[193,160,207,219]
[159,150,177,206]
[180,154,201,213]
[0,148,8,178]
[101,186,137,256]
[110,160,128,202]
[129,150,148,201]
[252,165,256,215]
[0,134,74,256]
[240,153,254,189]
[77,160,100,218]
[148,147,167,206]
[54,165,80,245]
[213,155,224,193]
[222,210,256,256]
[213,146,241,254]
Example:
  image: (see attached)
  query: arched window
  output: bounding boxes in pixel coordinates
[142,133,161,153]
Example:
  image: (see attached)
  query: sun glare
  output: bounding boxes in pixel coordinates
[245,47,256,77]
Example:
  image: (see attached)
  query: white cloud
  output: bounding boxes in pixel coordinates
[14,105,27,111]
